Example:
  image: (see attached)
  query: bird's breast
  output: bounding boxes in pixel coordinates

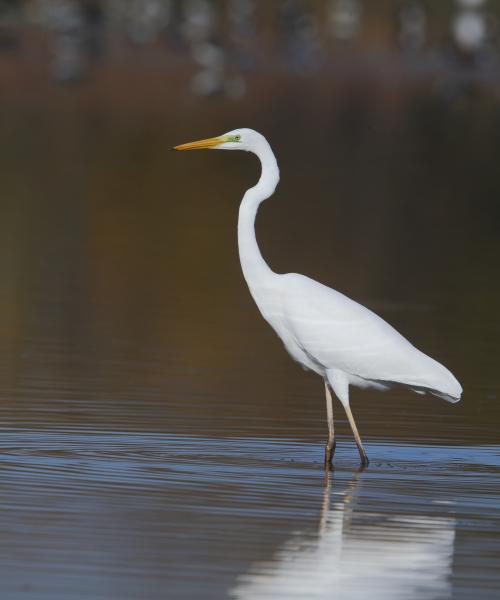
[250,287,324,375]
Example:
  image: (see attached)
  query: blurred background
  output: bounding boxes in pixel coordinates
[0,0,499,443]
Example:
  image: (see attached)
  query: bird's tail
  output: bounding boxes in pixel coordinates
[430,389,462,404]
[413,353,463,404]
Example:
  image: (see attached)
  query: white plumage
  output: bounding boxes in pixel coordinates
[174,128,462,465]
[272,273,461,402]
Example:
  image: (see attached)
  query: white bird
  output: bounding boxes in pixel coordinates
[174,128,462,465]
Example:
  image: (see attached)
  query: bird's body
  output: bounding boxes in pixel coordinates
[175,128,462,465]
[254,272,461,401]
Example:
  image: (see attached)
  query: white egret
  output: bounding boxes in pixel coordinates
[174,128,462,466]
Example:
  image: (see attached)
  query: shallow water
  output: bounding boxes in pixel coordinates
[0,313,499,599]
[0,428,499,600]
[1,75,500,598]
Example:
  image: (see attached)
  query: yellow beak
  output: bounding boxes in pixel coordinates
[173,136,224,151]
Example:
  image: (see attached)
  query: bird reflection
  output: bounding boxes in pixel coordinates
[231,469,455,600]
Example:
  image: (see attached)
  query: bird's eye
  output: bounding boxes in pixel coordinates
[234,135,241,141]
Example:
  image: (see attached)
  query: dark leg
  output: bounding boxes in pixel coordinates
[324,381,336,465]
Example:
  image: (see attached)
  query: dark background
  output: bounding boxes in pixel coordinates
[0,0,498,443]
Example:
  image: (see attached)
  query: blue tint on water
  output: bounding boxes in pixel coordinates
[0,429,498,599]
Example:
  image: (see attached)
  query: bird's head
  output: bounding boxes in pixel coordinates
[174,128,265,153]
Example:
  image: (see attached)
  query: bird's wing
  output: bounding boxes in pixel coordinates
[280,273,461,398]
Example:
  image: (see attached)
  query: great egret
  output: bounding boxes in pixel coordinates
[174,128,462,466]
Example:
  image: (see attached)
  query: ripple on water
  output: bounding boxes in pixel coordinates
[0,429,499,599]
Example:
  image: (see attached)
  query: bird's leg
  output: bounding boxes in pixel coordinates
[324,381,336,465]
[343,404,369,466]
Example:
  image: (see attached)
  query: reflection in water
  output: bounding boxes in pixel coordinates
[0,430,497,599]
[231,470,455,600]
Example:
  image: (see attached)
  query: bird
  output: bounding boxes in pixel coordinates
[174,128,462,466]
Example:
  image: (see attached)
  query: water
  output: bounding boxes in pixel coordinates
[0,301,498,599]
[1,71,500,598]
[0,430,499,599]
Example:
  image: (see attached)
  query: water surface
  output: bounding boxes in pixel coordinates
[1,428,499,600]
[0,70,499,599]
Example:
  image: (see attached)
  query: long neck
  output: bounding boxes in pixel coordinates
[238,141,280,296]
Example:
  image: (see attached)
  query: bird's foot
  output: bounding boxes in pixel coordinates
[359,453,369,468]
[324,441,336,466]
